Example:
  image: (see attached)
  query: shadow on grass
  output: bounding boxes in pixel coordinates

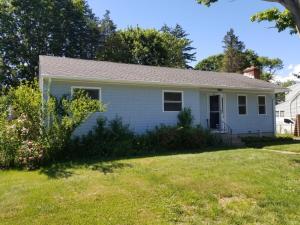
[244,140,300,149]
[38,146,240,179]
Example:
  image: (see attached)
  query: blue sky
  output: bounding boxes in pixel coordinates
[87,0,300,81]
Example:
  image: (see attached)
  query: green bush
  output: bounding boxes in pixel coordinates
[0,82,104,169]
[241,136,295,148]
[177,107,193,128]
[70,113,222,159]
[139,124,221,152]
[67,117,136,158]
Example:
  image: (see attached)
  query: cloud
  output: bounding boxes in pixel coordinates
[273,64,300,83]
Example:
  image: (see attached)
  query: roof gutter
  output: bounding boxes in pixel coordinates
[40,74,286,93]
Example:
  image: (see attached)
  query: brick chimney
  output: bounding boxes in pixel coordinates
[243,66,261,79]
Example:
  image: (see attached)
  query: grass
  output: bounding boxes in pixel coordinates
[1,147,300,225]
[263,143,300,153]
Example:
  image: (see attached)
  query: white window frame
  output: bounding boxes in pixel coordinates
[71,86,102,101]
[162,90,184,112]
[237,95,247,115]
[280,111,285,117]
[258,95,267,115]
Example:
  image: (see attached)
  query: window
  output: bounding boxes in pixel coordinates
[238,95,247,115]
[280,111,285,117]
[258,96,266,115]
[276,111,279,117]
[71,87,101,100]
[163,91,183,112]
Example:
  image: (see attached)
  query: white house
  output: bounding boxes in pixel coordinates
[276,82,300,134]
[39,56,285,138]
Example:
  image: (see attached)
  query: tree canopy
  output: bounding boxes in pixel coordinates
[195,29,283,81]
[196,0,300,35]
[98,26,195,68]
[0,0,105,86]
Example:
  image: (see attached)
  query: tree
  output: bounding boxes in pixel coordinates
[222,29,247,73]
[0,0,105,87]
[195,54,224,71]
[161,24,196,68]
[276,80,296,103]
[195,30,283,81]
[99,27,194,68]
[196,0,300,35]
[257,57,283,81]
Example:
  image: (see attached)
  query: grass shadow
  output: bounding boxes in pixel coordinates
[38,145,242,179]
[39,163,75,179]
[244,140,300,149]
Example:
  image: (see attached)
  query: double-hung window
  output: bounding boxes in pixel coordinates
[163,91,183,112]
[238,95,247,115]
[258,96,266,115]
[71,87,101,100]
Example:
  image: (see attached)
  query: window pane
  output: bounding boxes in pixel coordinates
[258,96,265,105]
[276,111,279,117]
[239,106,246,115]
[280,111,284,117]
[259,106,266,115]
[164,103,182,111]
[164,92,182,101]
[74,88,99,100]
[238,96,246,105]
[210,95,220,111]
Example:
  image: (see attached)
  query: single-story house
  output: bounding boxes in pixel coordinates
[39,56,284,137]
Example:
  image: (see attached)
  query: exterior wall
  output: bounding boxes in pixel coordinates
[225,92,275,135]
[43,78,275,136]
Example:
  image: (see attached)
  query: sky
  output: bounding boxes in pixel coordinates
[87,0,300,82]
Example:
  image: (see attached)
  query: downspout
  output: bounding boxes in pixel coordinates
[47,77,52,128]
[272,93,276,136]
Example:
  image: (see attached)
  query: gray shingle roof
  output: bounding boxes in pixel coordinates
[39,55,283,92]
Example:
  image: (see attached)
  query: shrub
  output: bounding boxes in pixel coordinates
[241,136,295,148]
[177,107,193,128]
[17,141,45,170]
[139,124,221,152]
[67,117,135,158]
[0,81,105,169]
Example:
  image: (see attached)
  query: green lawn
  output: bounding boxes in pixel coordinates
[1,148,300,225]
[263,143,300,153]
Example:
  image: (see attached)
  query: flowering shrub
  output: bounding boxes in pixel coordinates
[17,141,45,170]
[0,81,104,169]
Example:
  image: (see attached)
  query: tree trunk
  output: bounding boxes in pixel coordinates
[282,0,300,35]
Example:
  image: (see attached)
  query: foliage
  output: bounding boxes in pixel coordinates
[194,30,283,81]
[251,8,297,35]
[67,117,136,158]
[275,80,296,104]
[196,0,300,35]
[222,29,247,73]
[17,140,45,170]
[0,0,105,86]
[195,54,224,71]
[98,27,195,68]
[177,107,194,128]
[161,24,196,68]
[0,82,104,169]
[140,124,221,152]
[69,109,221,158]
[241,136,294,148]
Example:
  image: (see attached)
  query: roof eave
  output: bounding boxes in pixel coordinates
[41,74,280,93]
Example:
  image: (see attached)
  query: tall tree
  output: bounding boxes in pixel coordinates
[161,24,196,68]
[222,29,247,73]
[195,37,283,81]
[99,27,194,68]
[0,0,105,86]
[196,0,300,35]
[194,54,224,71]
